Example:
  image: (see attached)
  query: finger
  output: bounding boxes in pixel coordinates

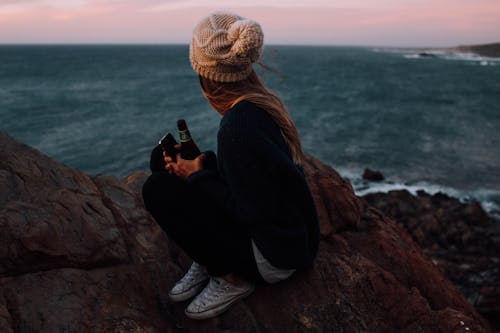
[165,163,175,175]
[164,156,173,163]
[194,154,205,169]
[171,163,181,176]
[163,151,173,160]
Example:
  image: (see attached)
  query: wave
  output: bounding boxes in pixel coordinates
[337,168,500,219]
[440,51,500,65]
[374,47,500,66]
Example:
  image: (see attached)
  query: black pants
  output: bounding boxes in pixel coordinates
[142,146,265,284]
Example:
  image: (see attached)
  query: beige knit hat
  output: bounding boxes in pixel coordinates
[189,11,264,83]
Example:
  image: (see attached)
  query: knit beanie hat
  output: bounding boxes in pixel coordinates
[189,11,264,83]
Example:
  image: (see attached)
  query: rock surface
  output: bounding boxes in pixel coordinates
[0,132,493,332]
[362,168,385,182]
[363,190,500,331]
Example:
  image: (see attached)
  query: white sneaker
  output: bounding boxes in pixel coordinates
[169,262,209,302]
[185,276,255,320]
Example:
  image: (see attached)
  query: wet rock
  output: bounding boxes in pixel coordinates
[362,168,385,181]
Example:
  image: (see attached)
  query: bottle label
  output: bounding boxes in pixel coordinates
[179,130,191,143]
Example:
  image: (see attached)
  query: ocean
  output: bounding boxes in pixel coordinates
[1,45,499,216]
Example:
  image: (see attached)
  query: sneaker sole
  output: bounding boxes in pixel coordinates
[168,279,209,302]
[184,284,255,320]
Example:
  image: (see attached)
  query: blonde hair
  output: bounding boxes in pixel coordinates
[199,71,304,165]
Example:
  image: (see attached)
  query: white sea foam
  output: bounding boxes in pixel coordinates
[310,156,498,218]
[441,51,500,64]
[403,54,421,59]
[375,47,500,65]
[336,168,500,219]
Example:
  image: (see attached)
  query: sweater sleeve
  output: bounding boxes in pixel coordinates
[187,125,281,227]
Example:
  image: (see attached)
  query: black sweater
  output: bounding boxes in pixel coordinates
[187,100,320,270]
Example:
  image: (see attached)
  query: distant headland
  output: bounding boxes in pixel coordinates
[453,42,500,58]
[386,42,500,59]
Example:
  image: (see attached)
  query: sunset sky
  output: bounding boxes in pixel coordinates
[1,0,499,46]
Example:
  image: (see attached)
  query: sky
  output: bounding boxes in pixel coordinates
[0,0,499,46]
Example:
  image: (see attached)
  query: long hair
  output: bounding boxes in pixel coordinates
[199,70,304,165]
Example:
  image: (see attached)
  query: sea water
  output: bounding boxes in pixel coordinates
[1,45,499,216]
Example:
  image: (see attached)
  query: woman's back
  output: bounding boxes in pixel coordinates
[214,100,319,269]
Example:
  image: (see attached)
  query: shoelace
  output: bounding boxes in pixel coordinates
[198,278,230,306]
[179,263,206,286]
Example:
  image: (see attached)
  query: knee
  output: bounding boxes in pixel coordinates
[142,172,168,212]
[142,172,184,212]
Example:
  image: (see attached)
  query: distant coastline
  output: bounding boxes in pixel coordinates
[382,41,500,59]
[453,42,500,58]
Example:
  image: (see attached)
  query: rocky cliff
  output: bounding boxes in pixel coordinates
[0,132,492,332]
[364,190,500,330]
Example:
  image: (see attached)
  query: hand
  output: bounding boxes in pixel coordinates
[164,145,204,180]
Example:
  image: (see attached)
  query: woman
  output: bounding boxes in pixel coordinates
[142,11,319,320]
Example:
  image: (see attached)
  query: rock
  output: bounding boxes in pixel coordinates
[363,189,500,331]
[362,168,385,182]
[418,52,437,58]
[477,285,500,329]
[0,132,493,332]
[0,132,173,332]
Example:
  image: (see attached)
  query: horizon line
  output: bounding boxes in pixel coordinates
[1,41,498,49]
